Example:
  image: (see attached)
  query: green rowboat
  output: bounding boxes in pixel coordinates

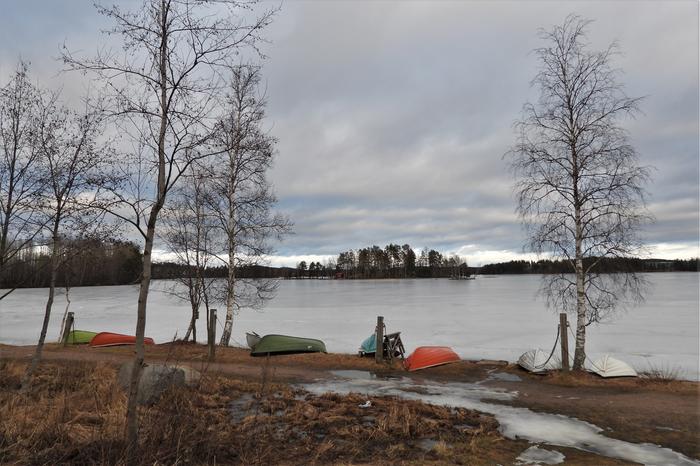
[67,330,98,344]
[250,334,327,356]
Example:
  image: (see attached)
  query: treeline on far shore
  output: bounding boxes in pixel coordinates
[478,258,699,274]
[1,239,697,290]
[1,240,142,289]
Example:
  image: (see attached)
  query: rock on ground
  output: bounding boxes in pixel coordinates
[117,361,201,405]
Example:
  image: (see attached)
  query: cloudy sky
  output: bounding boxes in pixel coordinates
[1,1,698,266]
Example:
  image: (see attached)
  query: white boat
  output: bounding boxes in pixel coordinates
[517,349,561,373]
[246,331,261,349]
[588,355,637,378]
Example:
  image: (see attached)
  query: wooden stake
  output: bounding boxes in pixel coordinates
[61,312,74,346]
[375,316,384,363]
[560,313,569,371]
[208,309,217,362]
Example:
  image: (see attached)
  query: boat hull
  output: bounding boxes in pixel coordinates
[250,334,327,356]
[89,332,155,347]
[589,355,637,378]
[404,346,460,371]
[67,330,98,344]
[517,349,561,373]
[246,332,262,349]
[359,334,376,355]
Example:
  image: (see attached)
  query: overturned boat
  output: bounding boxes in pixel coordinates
[517,349,561,373]
[250,334,327,356]
[89,332,155,348]
[359,334,377,355]
[67,330,98,344]
[404,346,460,371]
[589,355,637,378]
[246,331,262,349]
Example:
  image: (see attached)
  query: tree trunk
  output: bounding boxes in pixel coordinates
[183,316,194,341]
[21,222,60,390]
[126,2,169,452]
[220,227,235,346]
[573,255,587,370]
[183,301,197,343]
[220,152,237,346]
[573,178,587,370]
[57,286,72,342]
[125,221,156,453]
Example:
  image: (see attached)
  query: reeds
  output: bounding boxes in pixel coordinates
[639,363,685,385]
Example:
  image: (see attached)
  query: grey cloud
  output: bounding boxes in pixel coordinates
[0,1,697,263]
[263,1,698,260]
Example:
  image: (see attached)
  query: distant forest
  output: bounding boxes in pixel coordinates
[0,240,142,289]
[0,240,696,290]
[151,244,472,279]
[478,258,699,274]
[300,244,698,279]
[329,244,472,279]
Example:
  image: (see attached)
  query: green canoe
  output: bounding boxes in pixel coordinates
[67,330,98,344]
[250,334,327,356]
[359,334,376,355]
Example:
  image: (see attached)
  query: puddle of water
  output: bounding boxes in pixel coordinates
[302,375,699,466]
[489,372,522,382]
[332,370,377,380]
[516,445,565,465]
[229,393,256,423]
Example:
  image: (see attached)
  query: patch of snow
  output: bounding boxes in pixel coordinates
[655,426,681,432]
[516,445,565,465]
[488,372,522,382]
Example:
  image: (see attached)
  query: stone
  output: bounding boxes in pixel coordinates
[117,361,200,405]
[117,360,138,389]
[172,364,202,386]
[137,365,185,405]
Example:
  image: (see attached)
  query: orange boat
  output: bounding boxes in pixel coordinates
[89,332,155,347]
[404,346,460,371]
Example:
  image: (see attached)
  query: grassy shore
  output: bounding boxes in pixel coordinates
[1,344,697,465]
[1,358,522,465]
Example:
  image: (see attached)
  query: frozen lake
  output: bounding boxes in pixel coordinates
[1,273,698,380]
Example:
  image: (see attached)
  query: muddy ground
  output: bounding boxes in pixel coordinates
[1,343,698,465]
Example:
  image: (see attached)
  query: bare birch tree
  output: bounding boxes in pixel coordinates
[62,0,276,451]
[208,65,291,346]
[509,15,652,370]
[21,93,111,390]
[161,166,218,343]
[0,63,47,296]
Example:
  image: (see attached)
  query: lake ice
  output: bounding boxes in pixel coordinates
[1,273,698,380]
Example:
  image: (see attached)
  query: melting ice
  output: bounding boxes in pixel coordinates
[302,371,699,466]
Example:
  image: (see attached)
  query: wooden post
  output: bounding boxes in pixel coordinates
[560,313,569,371]
[208,309,217,362]
[375,316,384,363]
[61,312,74,346]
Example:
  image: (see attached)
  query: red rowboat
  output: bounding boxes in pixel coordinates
[89,332,155,347]
[404,346,460,371]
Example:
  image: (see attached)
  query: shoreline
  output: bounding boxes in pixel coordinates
[1,342,698,463]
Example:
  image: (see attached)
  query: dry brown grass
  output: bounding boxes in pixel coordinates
[0,359,507,465]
